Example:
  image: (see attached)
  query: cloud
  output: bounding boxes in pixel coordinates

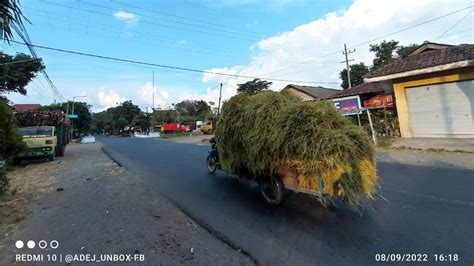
[113,10,138,24]
[201,0,473,103]
[97,88,126,111]
[137,82,170,109]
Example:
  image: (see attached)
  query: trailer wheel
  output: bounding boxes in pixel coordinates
[207,154,217,174]
[260,176,284,205]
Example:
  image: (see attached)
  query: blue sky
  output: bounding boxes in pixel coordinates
[2,0,472,111]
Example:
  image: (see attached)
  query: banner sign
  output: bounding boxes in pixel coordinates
[363,94,394,109]
[331,95,362,116]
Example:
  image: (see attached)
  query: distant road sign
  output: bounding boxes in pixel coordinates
[68,114,79,119]
[331,95,362,116]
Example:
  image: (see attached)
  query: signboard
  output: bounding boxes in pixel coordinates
[331,95,362,116]
[363,94,394,109]
[68,114,78,119]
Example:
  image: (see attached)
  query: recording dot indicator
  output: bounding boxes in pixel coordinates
[50,240,59,249]
[15,240,24,249]
[27,240,35,249]
[38,240,47,249]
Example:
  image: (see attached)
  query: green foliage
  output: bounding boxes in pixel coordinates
[113,100,141,125]
[370,40,400,70]
[151,109,178,124]
[0,102,25,160]
[0,0,28,42]
[237,78,272,95]
[396,43,419,58]
[91,111,112,133]
[339,62,369,90]
[174,100,211,122]
[215,91,377,207]
[369,40,420,70]
[42,101,92,134]
[0,52,45,95]
[91,101,142,134]
[131,113,150,130]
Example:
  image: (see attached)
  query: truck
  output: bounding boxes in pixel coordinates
[202,120,214,134]
[161,123,190,133]
[14,111,70,164]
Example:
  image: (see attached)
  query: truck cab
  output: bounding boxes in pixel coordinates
[202,121,214,134]
[16,126,57,163]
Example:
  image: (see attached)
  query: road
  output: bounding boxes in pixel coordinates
[100,137,473,266]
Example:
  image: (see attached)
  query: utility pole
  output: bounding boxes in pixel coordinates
[341,44,356,88]
[71,95,86,141]
[152,71,155,111]
[217,83,223,120]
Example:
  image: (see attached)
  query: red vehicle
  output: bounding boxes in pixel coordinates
[162,123,190,133]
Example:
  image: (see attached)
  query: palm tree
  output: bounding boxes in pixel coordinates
[1,0,28,42]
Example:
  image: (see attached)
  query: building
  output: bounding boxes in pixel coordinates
[12,104,42,112]
[365,42,474,138]
[281,84,340,101]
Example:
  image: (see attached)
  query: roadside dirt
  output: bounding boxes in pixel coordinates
[0,144,253,265]
[0,156,67,244]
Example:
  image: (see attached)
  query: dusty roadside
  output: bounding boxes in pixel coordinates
[0,144,253,265]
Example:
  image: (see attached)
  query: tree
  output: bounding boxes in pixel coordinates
[42,101,92,134]
[396,44,419,59]
[237,78,272,95]
[369,40,420,70]
[152,109,178,124]
[0,52,45,95]
[91,111,112,134]
[1,0,28,42]
[369,40,399,70]
[90,101,142,134]
[0,101,25,160]
[131,113,150,130]
[339,62,369,90]
[113,100,141,124]
[174,100,211,122]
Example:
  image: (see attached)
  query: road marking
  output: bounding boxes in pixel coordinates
[383,187,474,207]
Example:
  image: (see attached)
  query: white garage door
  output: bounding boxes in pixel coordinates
[406,80,474,138]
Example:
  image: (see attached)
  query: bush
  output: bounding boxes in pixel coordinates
[0,102,26,160]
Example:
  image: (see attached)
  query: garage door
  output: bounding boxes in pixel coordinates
[406,80,474,138]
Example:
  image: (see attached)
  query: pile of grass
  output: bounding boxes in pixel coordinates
[215,91,377,207]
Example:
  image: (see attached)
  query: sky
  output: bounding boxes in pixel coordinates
[2,0,473,112]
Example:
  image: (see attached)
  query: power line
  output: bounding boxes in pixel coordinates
[12,23,65,101]
[9,40,339,85]
[259,5,474,78]
[23,12,250,59]
[44,0,322,50]
[109,0,325,49]
[436,8,473,41]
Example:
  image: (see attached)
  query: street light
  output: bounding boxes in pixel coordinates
[70,95,87,141]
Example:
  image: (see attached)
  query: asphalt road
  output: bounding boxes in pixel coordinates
[100,137,473,266]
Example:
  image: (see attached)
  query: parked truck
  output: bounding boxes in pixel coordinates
[14,111,70,163]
